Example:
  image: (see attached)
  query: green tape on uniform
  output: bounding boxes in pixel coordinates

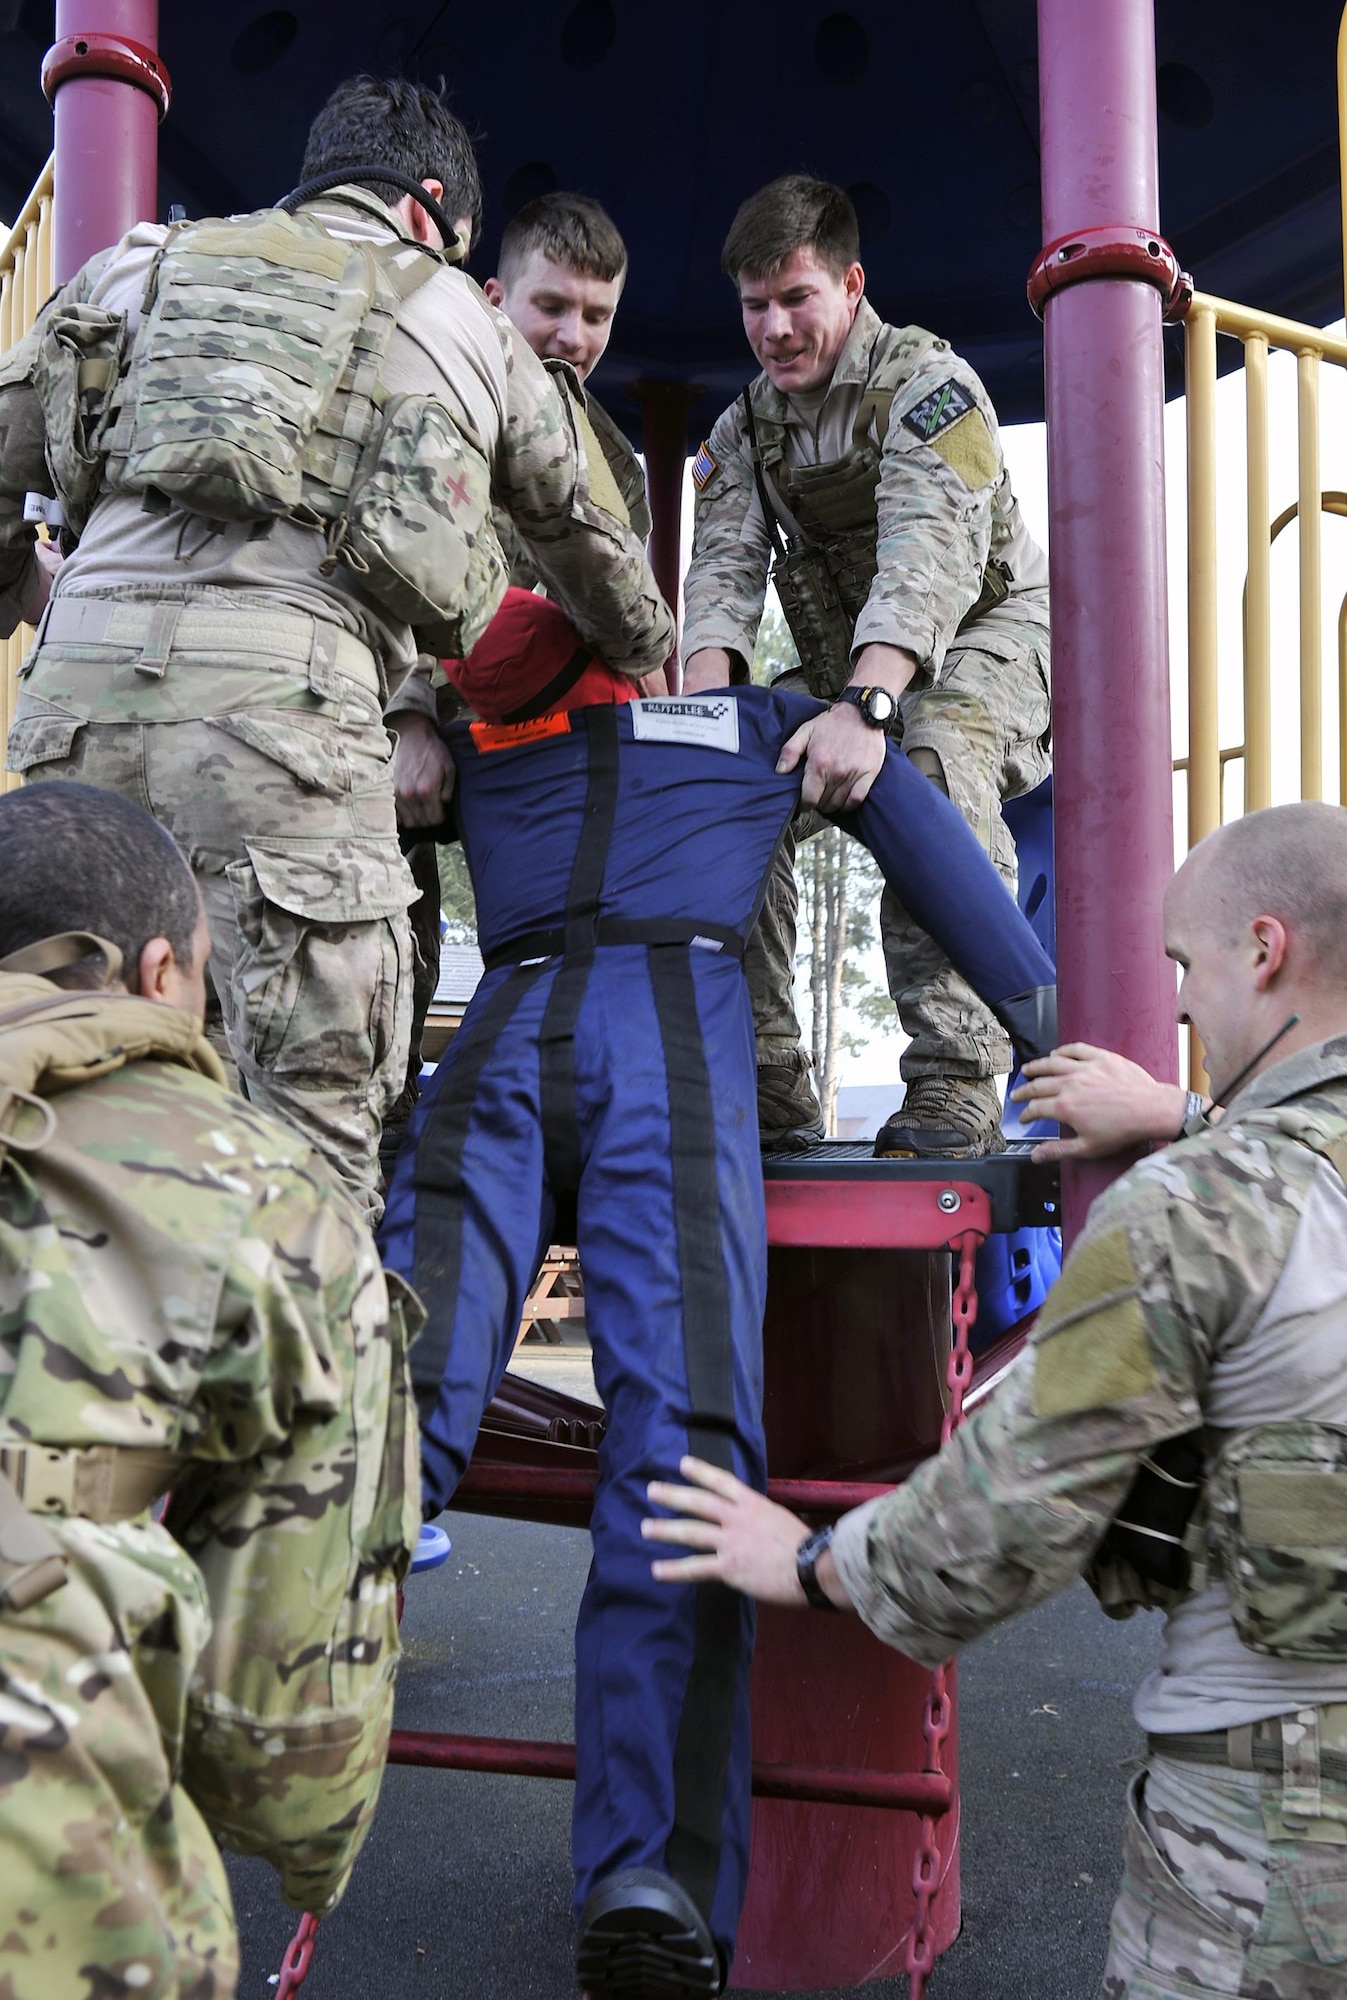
[1033,1226,1155,1417]
[928,408,999,491]
[1240,1468,1347,1546]
[575,400,630,528]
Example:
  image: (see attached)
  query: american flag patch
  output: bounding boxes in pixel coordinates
[691,441,719,490]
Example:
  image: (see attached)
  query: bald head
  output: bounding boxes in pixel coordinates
[1179,802,1347,983]
[1166,802,1347,1095]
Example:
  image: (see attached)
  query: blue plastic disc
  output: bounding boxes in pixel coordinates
[411,1522,453,1574]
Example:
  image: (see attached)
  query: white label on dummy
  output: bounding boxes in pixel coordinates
[629,696,740,753]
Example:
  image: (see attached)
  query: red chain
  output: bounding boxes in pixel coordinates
[906,1230,979,1998]
[275,1912,320,1998]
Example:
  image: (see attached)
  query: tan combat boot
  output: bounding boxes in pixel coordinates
[873,1076,1006,1159]
[757,1055,826,1155]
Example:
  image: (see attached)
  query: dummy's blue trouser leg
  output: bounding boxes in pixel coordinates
[397,947,766,1967]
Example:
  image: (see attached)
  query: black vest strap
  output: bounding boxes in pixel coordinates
[741,389,790,565]
[411,961,548,1416]
[537,705,621,1195]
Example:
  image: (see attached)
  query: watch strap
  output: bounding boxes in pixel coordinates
[1178,1089,1207,1140]
[836,685,899,732]
[795,1524,840,1610]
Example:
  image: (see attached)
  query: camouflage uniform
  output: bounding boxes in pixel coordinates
[0,967,419,2000]
[828,1036,1347,1997]
[683,300,1050,1133]
[496,363,652,592]
[0,190,672,1216]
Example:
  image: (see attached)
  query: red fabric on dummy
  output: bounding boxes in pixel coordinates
[444,588,635,722]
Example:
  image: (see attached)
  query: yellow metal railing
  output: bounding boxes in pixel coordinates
[1171,1,1347,1078]
[1179,4,1347,862]
[1180,299,1347,850]
[0,153,54,793]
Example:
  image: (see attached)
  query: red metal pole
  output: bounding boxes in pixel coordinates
[1037,0,1178,1240]
[454,1462,894,1515]
[45,1,169,284]
[385,1730,953,1813]
[637,379,689,693]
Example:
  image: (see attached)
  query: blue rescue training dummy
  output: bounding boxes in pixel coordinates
[380,597,1056,1998]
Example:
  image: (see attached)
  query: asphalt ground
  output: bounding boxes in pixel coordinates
[228,1340,1162,1999]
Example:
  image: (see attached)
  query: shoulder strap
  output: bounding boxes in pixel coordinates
[855,326,947,447]
[369,235,445,305]
[740,389,788,563]
[0,932,122,984]
[852,386,895,450]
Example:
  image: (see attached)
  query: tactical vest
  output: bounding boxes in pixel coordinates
[1090,1115,1347,1662]
[25,204,507,656]
[742,348,1009,699]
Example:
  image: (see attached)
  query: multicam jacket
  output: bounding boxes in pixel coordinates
[831,1036,1347,1729]
[496,364,652,597]
[0,973,418,1950]
[682,299,1048,693]
[0,188,672,700]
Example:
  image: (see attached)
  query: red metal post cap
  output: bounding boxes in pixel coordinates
[1026,224,1192,322]
[42,32,172,119]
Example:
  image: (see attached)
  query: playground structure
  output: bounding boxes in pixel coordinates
[4,0,1347,1988]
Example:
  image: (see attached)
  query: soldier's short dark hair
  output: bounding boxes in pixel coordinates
[0,783,201,991]
[721,174,860,283]
[301,75,483,252]
[497,193,628,287]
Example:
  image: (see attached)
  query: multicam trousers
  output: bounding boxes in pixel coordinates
[8,592,417,1218]
[748,628,1051,1130]
[1102,1743,1347,1999]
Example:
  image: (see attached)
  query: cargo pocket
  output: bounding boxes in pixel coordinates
[212,710,378,798]
[6,710,83,776]
[226,837,416,1079]
[1281,1848,1347,1965]
[1107,1771,1251,1995]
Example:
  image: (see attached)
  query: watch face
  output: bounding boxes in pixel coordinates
[863,687,896,725]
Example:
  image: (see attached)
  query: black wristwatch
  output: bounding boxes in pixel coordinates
[795,1524,841,1610]
[836,684,900,732]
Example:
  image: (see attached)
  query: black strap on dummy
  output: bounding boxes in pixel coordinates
[647,941,746,1926]
[483,916,745,972]
[537,705,621,1196]
[501,645,595,725]
[410,961,548,1417]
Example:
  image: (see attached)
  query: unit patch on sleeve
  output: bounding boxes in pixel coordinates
[901,379,998,488]
[630,696,740,753]
[902,378,976,444]
[691,441,720,491]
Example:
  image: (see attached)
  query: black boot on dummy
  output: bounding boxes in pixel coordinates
[576,1866,724,1999]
